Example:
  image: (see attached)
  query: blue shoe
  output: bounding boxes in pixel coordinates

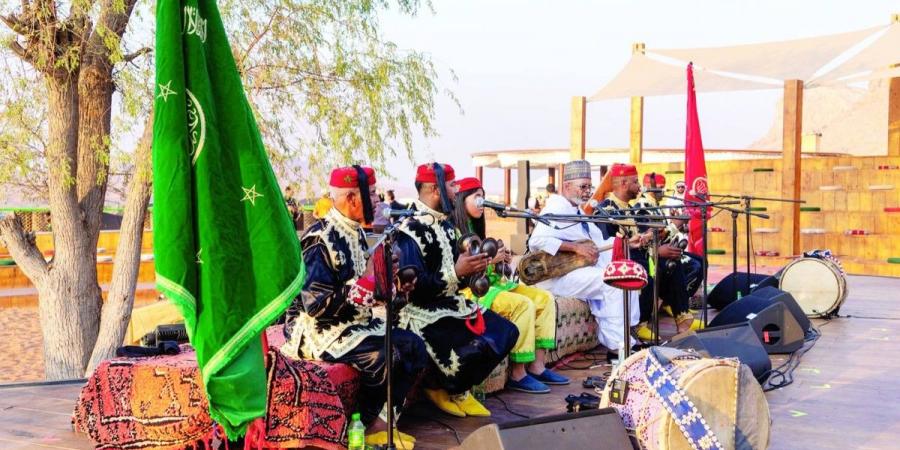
[505,374,551,394]
[528,369,570,386]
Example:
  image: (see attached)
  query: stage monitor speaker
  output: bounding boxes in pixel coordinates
[708,272,772,309]
[745,286,812,332]
[456,408,632,450]
[709,293,805,354]
[665,322,772,382]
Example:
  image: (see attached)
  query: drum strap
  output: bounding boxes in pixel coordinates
[644,348,724,450]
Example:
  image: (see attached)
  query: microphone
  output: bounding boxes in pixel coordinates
[381,208,427,219]
[641,187,664,194]
[476,198,520,212]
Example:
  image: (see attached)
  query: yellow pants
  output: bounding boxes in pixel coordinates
[465,284,557,363]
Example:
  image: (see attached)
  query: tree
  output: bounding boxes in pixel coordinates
[0,0,450,379]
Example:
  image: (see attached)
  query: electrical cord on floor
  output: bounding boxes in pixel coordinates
[490,393,531,419]
[763,326,821,392]
[550,347,609,371]
[404,412,462,445]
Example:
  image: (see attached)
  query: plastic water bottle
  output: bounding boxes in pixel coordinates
[348,412,365,450]
[472,383,486,402]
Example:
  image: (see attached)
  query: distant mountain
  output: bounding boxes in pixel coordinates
[750,79,889,155]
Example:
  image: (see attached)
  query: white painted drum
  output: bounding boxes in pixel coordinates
[778,257,847,318]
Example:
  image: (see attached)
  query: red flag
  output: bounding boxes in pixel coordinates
[684,63,709,256]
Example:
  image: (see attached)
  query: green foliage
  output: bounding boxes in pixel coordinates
[0,0,453,203]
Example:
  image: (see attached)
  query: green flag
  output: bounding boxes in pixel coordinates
[152,0,305,437]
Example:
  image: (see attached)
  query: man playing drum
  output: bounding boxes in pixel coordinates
[527,160,638,361]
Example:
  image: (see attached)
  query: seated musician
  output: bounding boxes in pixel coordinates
[395,163,519,417]
[282,166,427,449]
[630,173,702,337]
[528,160,638,361]
[452,176,570,394]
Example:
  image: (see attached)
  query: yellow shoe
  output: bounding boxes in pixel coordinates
[424,388,465,417]
[676,313,704,333]
[452,392,491,417]
[662,305,674,317]
[635,323,656,341]
[366,430,416,449]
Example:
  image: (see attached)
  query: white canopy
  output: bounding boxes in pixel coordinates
[819,66,900,85]
[811,24,900,84]
[651,26,885,81]
[588,54,777,101]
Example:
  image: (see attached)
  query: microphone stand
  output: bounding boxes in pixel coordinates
[372,218,414,450]
[665,196,741,327]
[714,194,805,292]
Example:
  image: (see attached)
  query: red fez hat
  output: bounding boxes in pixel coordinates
[603,260,649,291]
[415,163,456,183]
[329,166,377,188]
[643,173,666,187]
[609,163,638,178]
[456,177,482,193]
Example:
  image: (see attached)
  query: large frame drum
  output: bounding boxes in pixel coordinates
[600,348,770,450]
[778,257,847,318]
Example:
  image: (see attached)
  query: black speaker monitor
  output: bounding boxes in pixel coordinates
[708,272,772,310]
[457,408,632,450]
[709,294,805,354]
[666,322,772,382]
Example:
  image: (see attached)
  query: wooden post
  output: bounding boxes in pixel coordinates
[889,75,900,156]
[511,160,531,253]
[475,166,484,183]
[630,43,646,164]
[547,167,556,188]
[782,80,804,256]
[890,14,900,156]
[570,96,587,161]
[503,168,512,205]
[556,163,565,191]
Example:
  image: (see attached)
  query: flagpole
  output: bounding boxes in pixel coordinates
[700,194,710,327]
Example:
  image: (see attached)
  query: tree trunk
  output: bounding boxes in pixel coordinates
[86,115,154,374]
[42,77,105,380]
[39,261,103,380]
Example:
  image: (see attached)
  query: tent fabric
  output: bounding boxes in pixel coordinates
[651,26,885,81]
[818,66,900,86]
[811,24,900,84]
[588,54,777,101]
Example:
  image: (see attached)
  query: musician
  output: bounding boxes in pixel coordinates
[528,160,638,361]
[396,163,519,417]
[662,180,686,212]
[630,173,701,336]
[282,166,427,449]
[452,176,569,394]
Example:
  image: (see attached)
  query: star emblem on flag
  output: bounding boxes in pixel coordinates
[156,80,176,102]
[241,185,264,206]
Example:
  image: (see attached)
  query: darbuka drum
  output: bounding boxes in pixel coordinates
[778,257,847,318]
[600,348,770,450]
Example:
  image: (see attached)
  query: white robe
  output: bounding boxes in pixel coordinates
[527,194,641,351]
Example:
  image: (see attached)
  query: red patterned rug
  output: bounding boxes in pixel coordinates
[72,327,359,449]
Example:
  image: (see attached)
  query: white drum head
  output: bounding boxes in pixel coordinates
[779,258,843,317]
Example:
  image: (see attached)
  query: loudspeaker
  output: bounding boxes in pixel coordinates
[666,322,772,382]
[709,290,806,354]
[457,408,632,450]
[708,272,772,309]
[746,286,812,332]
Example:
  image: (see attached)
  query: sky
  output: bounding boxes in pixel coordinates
[374,0,896,197]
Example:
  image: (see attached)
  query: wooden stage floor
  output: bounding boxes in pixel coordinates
[2,275,899,450]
